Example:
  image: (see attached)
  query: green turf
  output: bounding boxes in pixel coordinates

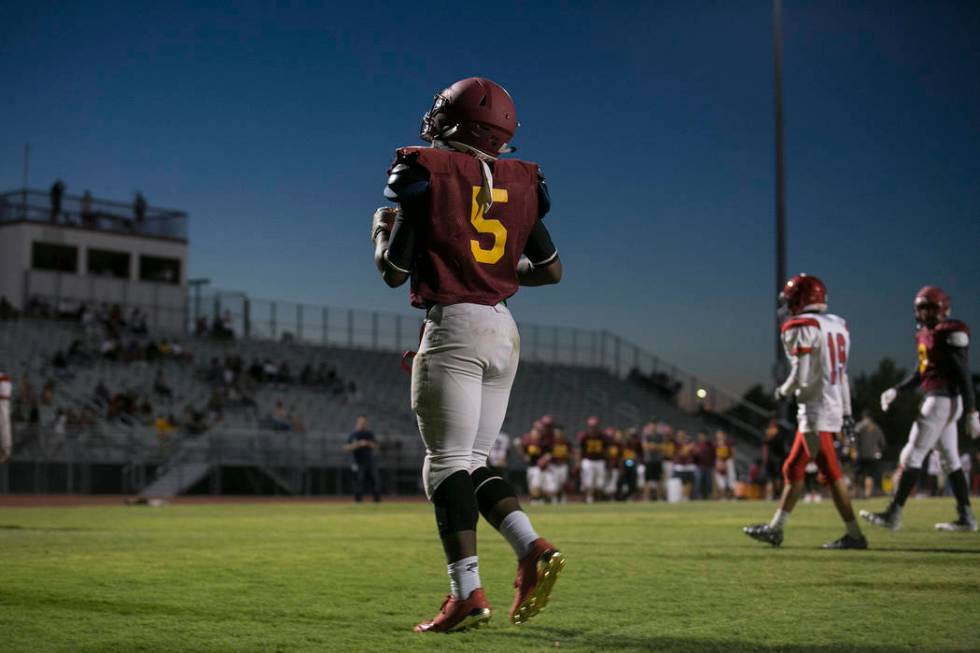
[1,498,978,652]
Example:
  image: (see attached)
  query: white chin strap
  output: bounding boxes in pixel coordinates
[434,138,504,214]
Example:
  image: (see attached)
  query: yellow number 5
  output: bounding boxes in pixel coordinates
[470,186,508,264]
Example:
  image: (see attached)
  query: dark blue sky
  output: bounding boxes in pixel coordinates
[2,1,978,391]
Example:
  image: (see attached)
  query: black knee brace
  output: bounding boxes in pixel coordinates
[471,466,517,521]
[432,470,478,538]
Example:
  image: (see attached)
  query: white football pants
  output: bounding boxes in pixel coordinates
[898,395,963,471]
[412,303,520,499]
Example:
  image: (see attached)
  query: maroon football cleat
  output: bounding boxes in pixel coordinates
[510,538,566,625]
[414,588,492,633]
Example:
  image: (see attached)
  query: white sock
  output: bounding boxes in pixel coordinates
[845,520,862,539]
[770,509,790,530]
[499,511,539,559]
[447,556,481,599]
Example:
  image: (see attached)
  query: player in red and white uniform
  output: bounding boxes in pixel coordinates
[0,370,12,463]
[862,286,979,532]
[373,78,565,632]
[577,417,607,503]
[743,274,868,549]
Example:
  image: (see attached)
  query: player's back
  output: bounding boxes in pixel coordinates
[392,146,542,309]
[781,311,850,432]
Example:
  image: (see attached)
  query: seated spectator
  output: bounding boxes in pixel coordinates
[153,370,173,399]
[265,401,291,431]
[195,316,209,337]
[299,364,314,386]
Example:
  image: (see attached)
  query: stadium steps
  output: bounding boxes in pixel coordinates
[138,461,211,498]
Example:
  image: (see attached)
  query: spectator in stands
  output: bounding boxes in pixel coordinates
[153,370,173,400]
[345,380,362,403]
[854,409,887,498]
[267,401,291,431]
[299,364,314,386]
[81,190,95,226]
[693,430,716,500]
[344,415,381,503]
[194,316,208,337]
[49,179,65,222]
[0,296,18,321]
[93,379,110,407]
[133,191,147,227]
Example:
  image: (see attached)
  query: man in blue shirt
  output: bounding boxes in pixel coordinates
[345,415,381,502]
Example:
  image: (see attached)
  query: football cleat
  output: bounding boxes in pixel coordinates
[859,509,901,531]
[510,538,566,625]
[822,534,869,550]
[742,523,783,547]
[413,589,491,633]
[935,506,978,533]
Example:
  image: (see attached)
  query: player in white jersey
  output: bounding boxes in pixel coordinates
[0,370,12,463]
[744,274,868,549]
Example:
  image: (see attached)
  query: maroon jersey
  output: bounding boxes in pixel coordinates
[578,430,607,461]
[390,147,541,309]
[550,438,571,463]
[521,434,544,465]
[916,319,970,394]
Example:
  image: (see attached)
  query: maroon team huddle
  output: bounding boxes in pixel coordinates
[516,415,736,503]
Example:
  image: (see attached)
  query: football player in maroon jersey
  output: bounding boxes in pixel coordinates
[372,77,565,632]
[862,286,979,532]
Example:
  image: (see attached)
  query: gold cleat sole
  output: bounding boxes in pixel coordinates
[447,608,492,632]
[511,550,566,625]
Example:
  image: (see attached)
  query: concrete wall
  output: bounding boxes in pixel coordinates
[0,221,187,333]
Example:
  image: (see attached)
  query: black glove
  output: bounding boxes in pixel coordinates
[842,415,856,447]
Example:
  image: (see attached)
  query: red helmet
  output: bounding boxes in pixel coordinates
[420,77,518,156]
[914,285,950,328]
[779,274,827,315]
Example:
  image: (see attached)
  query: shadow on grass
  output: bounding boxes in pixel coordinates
[0,524,90,532]
[4,590,348,626]
[512,626,946,653]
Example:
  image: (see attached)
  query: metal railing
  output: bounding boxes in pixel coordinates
[0,188,188,241]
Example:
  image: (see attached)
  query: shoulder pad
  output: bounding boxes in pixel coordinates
[936,319,969,335]
[780,317,820,333]
[384,153,430,202]
[947,330,969,348]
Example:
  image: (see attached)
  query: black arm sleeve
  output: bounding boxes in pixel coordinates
[385,207,419,273]
[522,172,557,266]
[950,347,975,414]
[896,369,921,393]
[523,221,558,267]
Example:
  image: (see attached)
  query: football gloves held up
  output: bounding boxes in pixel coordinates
[371,206,398,243]
[879,387,898,413]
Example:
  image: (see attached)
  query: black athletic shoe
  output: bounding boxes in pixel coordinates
[743,523,783,547]
[859,509,901,531]
[822,534,868,550]
[935,506,978,533]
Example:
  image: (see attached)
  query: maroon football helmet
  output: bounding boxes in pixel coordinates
[914,285,950,328]
[779,274,828,316]
[420,77,518,156]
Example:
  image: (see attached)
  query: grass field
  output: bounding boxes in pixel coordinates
[2,497,979,653]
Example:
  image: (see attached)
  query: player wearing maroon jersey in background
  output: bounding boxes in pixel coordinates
[372,77,565,632]
[862,286,979,533]
[521,427,546,503]
[0,369,12,463]
[546,428,572,504]
[577,417,607,503]
[743,275,868,549]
